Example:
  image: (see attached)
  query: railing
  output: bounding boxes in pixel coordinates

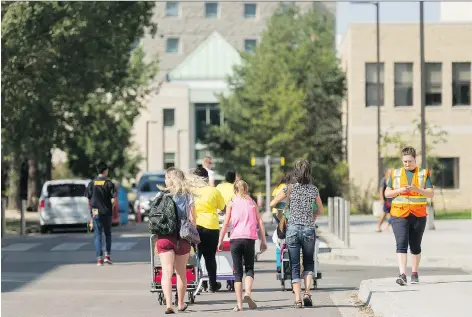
[327,197,351,247]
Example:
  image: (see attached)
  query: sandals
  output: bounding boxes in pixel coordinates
[294,300,303,308]
[303,294,313,307]
[178,303,188,312]
[165,308,175,314]
[244,295,258,309]
[233,306,243,312]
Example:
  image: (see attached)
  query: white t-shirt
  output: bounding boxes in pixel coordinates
[205,168,215,183]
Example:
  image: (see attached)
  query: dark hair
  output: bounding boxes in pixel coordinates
[277,171,292,186]
[401,146,416,158]
[225,170,236,183]
[292,159,312,185]
[193,167,209,181]
[96,162,108,174]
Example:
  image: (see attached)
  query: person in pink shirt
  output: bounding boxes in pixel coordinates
[218,180,268,312]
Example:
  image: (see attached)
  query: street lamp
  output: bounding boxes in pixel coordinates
[350,1,382,186]
[146,120,158,171]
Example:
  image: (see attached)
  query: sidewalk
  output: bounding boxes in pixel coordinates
[358,275,472,317]
[318,216,472,272]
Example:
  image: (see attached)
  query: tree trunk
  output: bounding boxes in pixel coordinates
[27,159,38,211]
[7,160,20,211]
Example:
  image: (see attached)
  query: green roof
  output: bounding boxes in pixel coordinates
[168,31,242,81]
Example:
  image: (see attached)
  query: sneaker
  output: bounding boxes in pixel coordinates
[104,255,113,265]
[97,258,103,266]
[396,273,407,286]
[209,282,222,293]
[411,273,419,284]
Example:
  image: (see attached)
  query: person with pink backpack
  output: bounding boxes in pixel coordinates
[218,180,268,312]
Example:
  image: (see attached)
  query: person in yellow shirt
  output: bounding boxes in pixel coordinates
[271,173,291,224]
[193,167,226,292]
[216,170,237,208]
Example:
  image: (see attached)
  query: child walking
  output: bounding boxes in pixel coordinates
[218,180,268,312]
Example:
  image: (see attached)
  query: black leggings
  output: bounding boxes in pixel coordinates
[230,239,255,283]
[197,226,219,289]
[391,214,426,255]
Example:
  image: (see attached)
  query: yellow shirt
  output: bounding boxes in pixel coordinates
[216,182,235,205]
[271,183,286,214]
[194,186,226,230]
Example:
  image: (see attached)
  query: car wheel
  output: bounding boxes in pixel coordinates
[40,225,49,234]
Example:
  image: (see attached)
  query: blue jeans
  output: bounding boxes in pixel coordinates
[93,215,112,258]
[286,224,316,284]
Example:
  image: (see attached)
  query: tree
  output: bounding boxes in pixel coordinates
[1,2,157,209]
[205,5,346,199]
[66,46,159,180]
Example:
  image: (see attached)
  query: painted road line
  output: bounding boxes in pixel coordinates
[111,242,138,251]
[2,243,41,252]
[51,242,88,251]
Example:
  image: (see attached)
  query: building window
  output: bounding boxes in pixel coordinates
[452,62,471,106]
[244,3,257,18]
[163,109,175,127]
[365,63,384,107]
[425,63,442,106]
[195,103,223,143]
[244,39,257,53]
[394,62,414,107]
[166,38,180,53]
[205,2,218,18]
[164,153,175,169]
[165,1,179,17]
[432,158,460,189]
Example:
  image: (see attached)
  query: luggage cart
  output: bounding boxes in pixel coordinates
[149,235,200,305]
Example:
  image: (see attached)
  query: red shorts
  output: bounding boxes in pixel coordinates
[156,235,191,256]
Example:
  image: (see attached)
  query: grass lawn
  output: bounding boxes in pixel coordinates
[5,219,40,234]
[434,210,472,220]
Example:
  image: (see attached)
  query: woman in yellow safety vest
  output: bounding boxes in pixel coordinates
[384,146,434,286]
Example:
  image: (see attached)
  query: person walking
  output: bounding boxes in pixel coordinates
[202,156,216,187]
[155,167,203,314]
[385,146,434,286]
[270,159,323,308]
[85,162,116,266]
[271,173,291,224]
[376,167,394,232]
[216,170,237,207]
[193,167,225,292]
[218,180,267,312]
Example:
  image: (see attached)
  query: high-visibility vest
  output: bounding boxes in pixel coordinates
[390,168,429,218]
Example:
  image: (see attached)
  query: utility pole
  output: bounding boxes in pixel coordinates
[251,156,286,214]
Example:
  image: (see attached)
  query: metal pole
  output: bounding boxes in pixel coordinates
[334,197,339,238]
[345,200,351,248]
[146,121,149,172]
[375,1,382,187]
[420,0,426,170]
[1,198,6,238]
[265,155,271,214]
[328,197,334,233]
[339,198,345,242]
[20,199,26,236]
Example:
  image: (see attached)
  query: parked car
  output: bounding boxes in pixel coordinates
[132,172,166,222]
[39,179,91,233]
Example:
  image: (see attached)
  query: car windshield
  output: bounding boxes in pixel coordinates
[48,184,86,197]
[139,176,165,193]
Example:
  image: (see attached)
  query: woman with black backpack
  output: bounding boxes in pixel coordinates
[155,167,206,314]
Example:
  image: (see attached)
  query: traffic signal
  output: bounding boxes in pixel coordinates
[281,157,285,166]
[250,157,256,167]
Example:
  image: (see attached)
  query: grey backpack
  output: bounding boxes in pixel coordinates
[148,192,179,236]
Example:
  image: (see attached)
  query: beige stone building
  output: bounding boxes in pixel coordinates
[340,23,472,210]
[132,1,336,178]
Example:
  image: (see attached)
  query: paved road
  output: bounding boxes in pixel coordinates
[2,228,467,317]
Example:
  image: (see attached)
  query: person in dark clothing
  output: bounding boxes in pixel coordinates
[376,168,394,232]
[85,162,116,266]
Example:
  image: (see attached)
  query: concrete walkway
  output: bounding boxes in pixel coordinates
[318,216,472,272]
[358,275,472,317]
